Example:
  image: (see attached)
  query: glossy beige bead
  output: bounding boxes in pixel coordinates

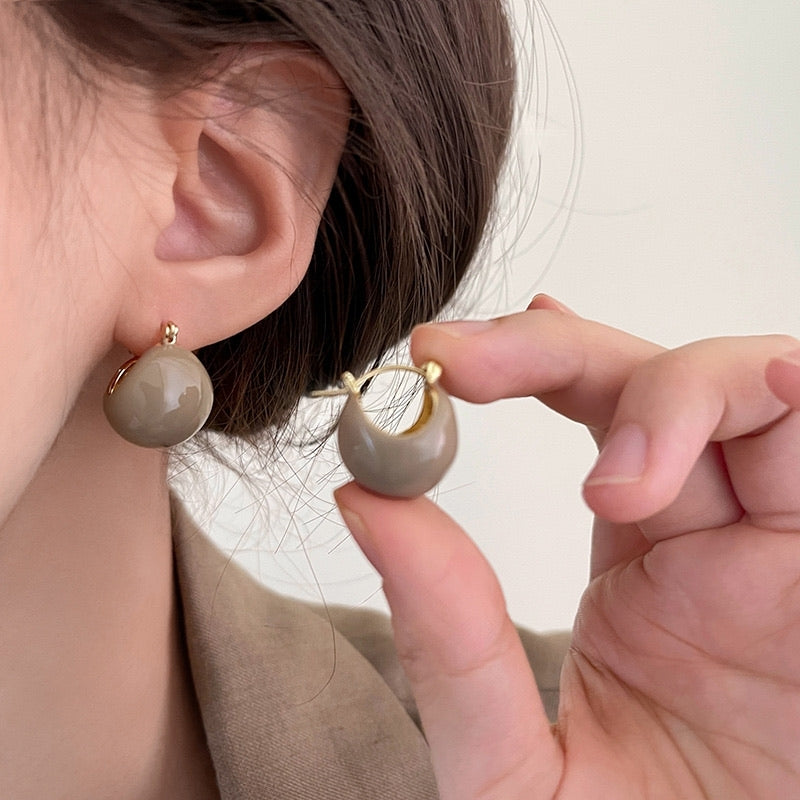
[103,344,214,448]
[337,382,457,497]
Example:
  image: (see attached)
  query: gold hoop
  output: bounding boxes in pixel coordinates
[311,360,443,398]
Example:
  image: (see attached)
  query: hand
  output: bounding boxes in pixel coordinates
[334,297,800,799]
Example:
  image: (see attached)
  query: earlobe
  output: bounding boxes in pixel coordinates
[117,47,350,354]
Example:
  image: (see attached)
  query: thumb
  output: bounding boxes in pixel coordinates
[334,482,564,800]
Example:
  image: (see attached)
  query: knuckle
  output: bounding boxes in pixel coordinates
[626,347,707,396]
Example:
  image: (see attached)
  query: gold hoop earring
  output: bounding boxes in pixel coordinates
[103,322,214,448]
[314,361,457,497]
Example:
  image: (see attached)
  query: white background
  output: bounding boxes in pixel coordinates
[182,0,800,633]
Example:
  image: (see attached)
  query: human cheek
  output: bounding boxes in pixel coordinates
[0,113,101,526]
[0,193,73,520]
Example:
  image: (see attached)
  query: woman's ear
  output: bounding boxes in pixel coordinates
[115,46,350,354]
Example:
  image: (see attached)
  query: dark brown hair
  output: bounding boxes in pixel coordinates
[34,1,516,440]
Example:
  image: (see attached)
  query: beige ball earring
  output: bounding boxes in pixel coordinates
[314,361,458,497]
[103,322,214,448]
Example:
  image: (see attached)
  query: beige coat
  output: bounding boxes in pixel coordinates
[173,498,570,800]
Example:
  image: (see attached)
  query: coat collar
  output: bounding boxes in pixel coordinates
[171,496,439,800]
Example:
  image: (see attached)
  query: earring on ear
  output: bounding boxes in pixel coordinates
[103,322,214,448]
[313,361,458,498]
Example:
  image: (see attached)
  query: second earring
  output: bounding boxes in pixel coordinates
[319,361,458,498]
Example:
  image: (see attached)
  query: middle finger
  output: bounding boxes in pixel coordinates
[411,307,742,541]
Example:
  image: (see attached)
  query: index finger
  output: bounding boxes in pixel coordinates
[411,307,662,431]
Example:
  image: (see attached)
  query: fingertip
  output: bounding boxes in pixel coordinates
[332,479,367,511]
[409,323,448,376]
[334,481,439,577]
[765,351,800,408]
[584,423,648,486]
[409,322,438,365]
[527,293,578,315]
[334,480,421,519]
[581,483,659,527]
[581,481,642,525]
[411,318,499,364]
[410,320,498,402]
[421,319,499,340]
[334,482,387,573]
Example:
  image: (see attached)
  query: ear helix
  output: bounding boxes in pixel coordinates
[103,323,214,448]
[314,361,458,498]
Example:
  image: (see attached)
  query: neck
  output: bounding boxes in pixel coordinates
[0,352,218,800]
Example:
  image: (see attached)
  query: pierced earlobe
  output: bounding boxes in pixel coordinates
[316,362,458,498]
[103,323,214,448]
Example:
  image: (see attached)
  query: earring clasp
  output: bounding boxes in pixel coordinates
[312,360,443,398]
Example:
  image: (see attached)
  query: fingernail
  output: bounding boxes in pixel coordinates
[430,319,498,339]
[334,493,384,573]
[585,423,648,486]
[528,293,577,315]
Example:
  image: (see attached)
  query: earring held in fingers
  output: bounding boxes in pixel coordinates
[313,361,458,498]
[103,322,214,448]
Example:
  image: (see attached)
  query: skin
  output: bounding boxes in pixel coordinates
[336,296,800,799]
[4,7,800,800]
[0,9,347,799]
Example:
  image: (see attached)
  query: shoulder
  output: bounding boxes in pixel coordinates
[171,494,441,799]
[318,603,569,724]
[171,493,569,724]
[170,493,568,799]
